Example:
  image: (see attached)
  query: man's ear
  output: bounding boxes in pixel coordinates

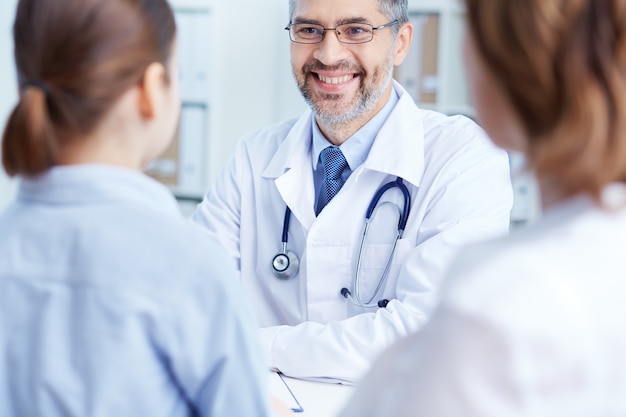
[393,22,414,66]
[138,62,167,119]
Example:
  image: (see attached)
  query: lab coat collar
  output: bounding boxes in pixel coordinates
[359,80,425,188]
[263,110,315,179]
[262,81,426,228]
[263,111,318,227]
[263,81,425,187]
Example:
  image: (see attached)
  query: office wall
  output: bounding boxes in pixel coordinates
[198,0,306,190]
[0,0,537,221]
[0,0,18,211]
[0,0,308,211]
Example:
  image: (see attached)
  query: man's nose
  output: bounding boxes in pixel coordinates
[313,29,351,65]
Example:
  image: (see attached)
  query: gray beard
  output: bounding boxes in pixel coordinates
[307,83,382,125]
[296,55,395,125]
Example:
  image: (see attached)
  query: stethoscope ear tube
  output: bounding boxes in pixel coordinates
[341,287,389,308]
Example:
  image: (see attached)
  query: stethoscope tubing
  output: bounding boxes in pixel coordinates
[354,223,401,306]
[365,177,410,232]
[281,206,292,244]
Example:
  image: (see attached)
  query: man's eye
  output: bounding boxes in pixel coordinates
[298,26,322,35]
[344,26,370,36]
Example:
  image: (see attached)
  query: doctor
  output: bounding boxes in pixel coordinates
[191,0,513,383]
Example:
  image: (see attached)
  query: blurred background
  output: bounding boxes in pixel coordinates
[0,0,539,225]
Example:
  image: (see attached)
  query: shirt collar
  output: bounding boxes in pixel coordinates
[18,164,180,216]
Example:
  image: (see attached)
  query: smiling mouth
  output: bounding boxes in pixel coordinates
[314,73,358,85]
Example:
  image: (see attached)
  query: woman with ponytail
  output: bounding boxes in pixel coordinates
[0,1,288,416]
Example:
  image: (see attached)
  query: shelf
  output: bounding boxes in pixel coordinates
[396,1,470,116]
[147,8,214,195]
[168,0,212,12]
[400,1,541,225]
[408,0,465,14]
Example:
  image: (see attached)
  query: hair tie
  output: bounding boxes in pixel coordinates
[21,79,49,94]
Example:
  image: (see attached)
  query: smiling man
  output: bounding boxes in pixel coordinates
[191,0,514,384]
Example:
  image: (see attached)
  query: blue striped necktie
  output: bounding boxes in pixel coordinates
[317,146,348,214]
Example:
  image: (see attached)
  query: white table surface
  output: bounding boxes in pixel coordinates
[281,375,355,416]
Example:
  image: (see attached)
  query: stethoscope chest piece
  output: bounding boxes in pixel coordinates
[272,250,299,280]
[272,207,300,280]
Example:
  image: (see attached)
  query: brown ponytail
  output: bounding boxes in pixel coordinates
[2,0,176,177]
[2,85,57,176]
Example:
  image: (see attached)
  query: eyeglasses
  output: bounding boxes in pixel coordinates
[285,20,400,44]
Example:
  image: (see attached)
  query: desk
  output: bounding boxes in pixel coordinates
[281,375,354,416]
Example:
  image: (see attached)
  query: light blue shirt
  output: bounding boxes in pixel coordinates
[0,165,274,417]
[312,86,400,213]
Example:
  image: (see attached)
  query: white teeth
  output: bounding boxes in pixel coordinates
[318,74,353,84]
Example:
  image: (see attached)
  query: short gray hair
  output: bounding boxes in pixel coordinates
[288,0,409,36]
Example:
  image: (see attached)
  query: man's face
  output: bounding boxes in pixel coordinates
[290,0,401,125]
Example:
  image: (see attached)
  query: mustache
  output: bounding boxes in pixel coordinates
[302,59,364,75]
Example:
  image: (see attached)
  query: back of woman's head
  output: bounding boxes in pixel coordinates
[2,0,176,177]
[465,0,626,201]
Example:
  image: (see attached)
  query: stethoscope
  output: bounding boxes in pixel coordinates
[271,177,411,309]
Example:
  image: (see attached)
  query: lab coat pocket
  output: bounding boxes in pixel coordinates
[355,238,413,302]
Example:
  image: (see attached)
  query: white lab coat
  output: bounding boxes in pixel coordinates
[191,82,513,383]
[339,183,626,416]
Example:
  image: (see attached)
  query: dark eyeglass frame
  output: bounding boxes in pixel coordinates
[284,20,400,44]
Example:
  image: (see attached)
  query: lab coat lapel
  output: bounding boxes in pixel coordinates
[359,82,425,188]
[262,110,317,230]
